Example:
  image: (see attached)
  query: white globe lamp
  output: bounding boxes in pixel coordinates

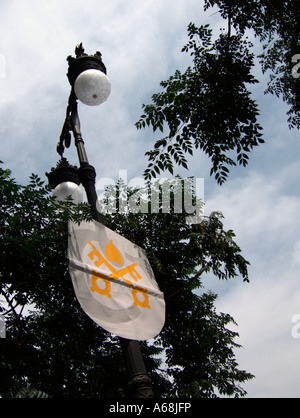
[53,181,83,204]
[74,69,111,106]
[46,158,83,205]
[67,44,111,106]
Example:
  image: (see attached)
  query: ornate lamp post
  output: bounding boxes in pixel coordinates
[47,44,153,398]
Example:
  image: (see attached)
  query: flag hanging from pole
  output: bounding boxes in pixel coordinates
[68,220,165,340]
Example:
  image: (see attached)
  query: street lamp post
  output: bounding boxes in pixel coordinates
[47,44,153,398]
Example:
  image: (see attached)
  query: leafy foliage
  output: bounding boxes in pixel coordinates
[0,164,127,398]
[0,167,253,398]
[136,1,299,183]
[136,23,263,184]
[105,181,252,397]
[204,0,300,129]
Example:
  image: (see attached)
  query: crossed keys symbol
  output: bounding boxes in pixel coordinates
[87,240,151,309]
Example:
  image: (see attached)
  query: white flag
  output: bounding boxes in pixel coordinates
[68,220,165,340]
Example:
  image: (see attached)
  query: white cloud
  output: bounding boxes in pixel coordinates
[215,265,300,397]
[0,0,208,182]
[292,241,300,267]
[201,161,300,397]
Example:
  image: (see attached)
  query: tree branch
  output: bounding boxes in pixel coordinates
[166,264,208,299]
[226,0,232,55]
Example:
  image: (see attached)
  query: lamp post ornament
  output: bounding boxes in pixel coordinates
[46,44,165,398]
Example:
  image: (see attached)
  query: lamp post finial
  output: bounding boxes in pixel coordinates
[75,43,85,58]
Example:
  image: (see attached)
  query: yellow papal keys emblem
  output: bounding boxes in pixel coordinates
[87,240,151,309]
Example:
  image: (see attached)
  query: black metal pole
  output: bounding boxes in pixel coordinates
[120,339,153,398]
[69,95,154,398]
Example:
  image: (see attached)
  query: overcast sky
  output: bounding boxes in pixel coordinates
[1,0,300,398]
